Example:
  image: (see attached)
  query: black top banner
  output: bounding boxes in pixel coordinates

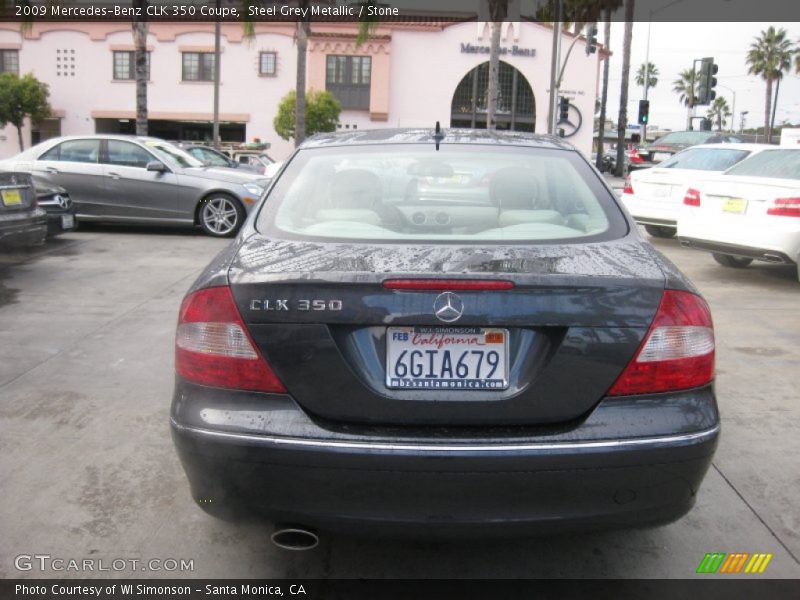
[1,0,800,23]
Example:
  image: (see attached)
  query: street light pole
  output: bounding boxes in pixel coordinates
[642,20,651,142]
[717,83,736,132]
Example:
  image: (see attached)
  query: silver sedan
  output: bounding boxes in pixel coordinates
[1,135,272,237]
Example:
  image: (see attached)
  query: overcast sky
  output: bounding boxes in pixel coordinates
[601,21,800,132]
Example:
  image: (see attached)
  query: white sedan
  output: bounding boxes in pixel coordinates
[620,143,772,238]
[678,148,800,282]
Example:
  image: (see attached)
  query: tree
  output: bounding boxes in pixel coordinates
[273,89,341,142]
[595,13,611,171]
[746,26,794,143]
[707,97,731,131]
[614,1,634,177]
[243,1,311,147]
[486,1,509,130]
[635,62,658,90]
[672,68,698,130]
[0,72,51,151]
[132,0,148,136]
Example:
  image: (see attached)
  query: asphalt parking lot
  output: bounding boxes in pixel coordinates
[1,224,798,579]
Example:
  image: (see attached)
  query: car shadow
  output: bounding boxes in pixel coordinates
[75,222,206,237]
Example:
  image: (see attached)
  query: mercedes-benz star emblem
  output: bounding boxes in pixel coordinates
[433,292,464,323]
[55,194,71,209]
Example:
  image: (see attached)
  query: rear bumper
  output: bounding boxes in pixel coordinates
[620,195,679,228]
[679,237,797,265]
[171,381,720,535]
[0,210,47,248]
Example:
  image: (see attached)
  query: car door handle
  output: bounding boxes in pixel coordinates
[107,172,121,180]
[44,167,59,174]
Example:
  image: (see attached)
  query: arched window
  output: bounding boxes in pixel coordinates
[450,61,535,132]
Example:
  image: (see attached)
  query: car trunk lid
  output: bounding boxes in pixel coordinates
[228,236,666,426]
[0,172,35,212]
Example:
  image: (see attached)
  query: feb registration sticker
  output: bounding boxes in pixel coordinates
[386,327,509,390]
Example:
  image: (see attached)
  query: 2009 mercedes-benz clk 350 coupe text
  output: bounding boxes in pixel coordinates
[171,129,719,538]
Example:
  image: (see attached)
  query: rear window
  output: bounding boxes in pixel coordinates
[257,145,627,243]
[724,149,800,180]
[659,147,751,171]
[653,132,715,145]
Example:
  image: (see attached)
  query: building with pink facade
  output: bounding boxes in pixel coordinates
[0,20,605,160]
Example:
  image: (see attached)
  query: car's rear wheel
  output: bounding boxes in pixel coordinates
[199,194,244,237]
[644,225,678,238]
[712,253,753,268]
[644,225,677,238]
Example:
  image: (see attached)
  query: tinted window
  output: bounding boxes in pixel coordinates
[258,145,626,244]
[106,140,154,168]
[40,140,100,163]
[653,132,715,145]
[659,148,751,171]
[725,149,800,180]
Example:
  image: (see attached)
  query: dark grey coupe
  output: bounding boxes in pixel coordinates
[2,135,271,237]
[171,129,719,548]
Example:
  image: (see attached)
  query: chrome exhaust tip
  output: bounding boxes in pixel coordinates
[270,525,319,551]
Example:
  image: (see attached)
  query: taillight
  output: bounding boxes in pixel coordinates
[622,176,634,195]
[767,197,800,217]
[175,286,286,392]
[607,290,714,396]
[683,188,701,206]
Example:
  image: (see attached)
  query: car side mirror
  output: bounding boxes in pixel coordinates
[146,161,167,173]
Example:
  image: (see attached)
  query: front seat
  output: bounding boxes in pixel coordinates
[489,167,563,227]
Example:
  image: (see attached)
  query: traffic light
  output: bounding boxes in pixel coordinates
[697,57,718,105]
[558,96,570,122]
[637,99,650,125]
[585,24,598,55]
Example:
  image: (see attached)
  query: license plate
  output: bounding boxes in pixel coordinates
[722,198,748,214]
[61,214,75,229]
[1,189,22,206]
[650,184,671,198]
[386,327,509,390]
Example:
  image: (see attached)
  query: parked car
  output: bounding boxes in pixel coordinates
[179,144,263,174]
[678,148,800,281]
[632,131,745,169]
[621,143,772,238]
[0,170,47,248]
[230,151,276,176]
[31,175,77,237]
[171,128,719,545]
[1,136,271,237]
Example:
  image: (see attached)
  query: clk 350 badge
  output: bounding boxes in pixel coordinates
[250,299,343,311]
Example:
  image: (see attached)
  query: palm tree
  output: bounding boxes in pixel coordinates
[672,68,698,130]
[132,0,148,136]
[746,26,794,143]
[707,97,731,131]
[595,13,611,171]
[614,0,634,177]
[635,62,658,90]
[486,1,509,130]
